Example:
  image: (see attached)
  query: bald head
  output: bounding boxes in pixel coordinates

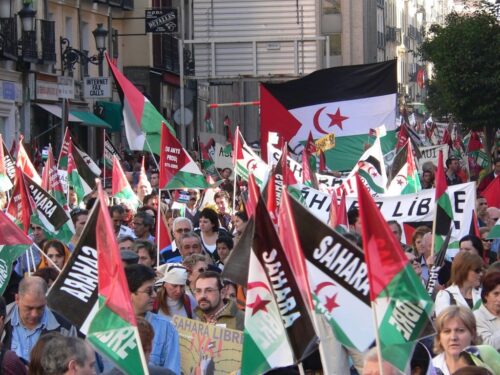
[420,232,432,257]
[18,276,48,297]
[486,207,500,228]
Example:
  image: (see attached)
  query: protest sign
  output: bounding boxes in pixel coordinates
[417,144,448,173]
[297,182,475,246]
[171,315,243,374]
[214,142,232,169]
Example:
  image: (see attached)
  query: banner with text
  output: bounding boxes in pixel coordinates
[171,315,243,375]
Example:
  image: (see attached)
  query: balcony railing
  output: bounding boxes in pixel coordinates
[21,30,37,62]
[0,17,18,60]
[154,34,195,76]
[41,20,56,63]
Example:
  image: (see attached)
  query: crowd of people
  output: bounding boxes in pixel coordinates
[1,146,500,375]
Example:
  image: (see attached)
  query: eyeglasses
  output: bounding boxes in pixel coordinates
[135,287,155,296]
[175,228,191,234]
[193,287,219,295]
[410,259,420,266]
[482,239,493,243]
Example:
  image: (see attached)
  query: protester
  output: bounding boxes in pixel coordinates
[193,271,244,331]
[485,207,500,230]
[435,252,483,316]
[2,277,77,362]
[149,169,159,190]
[432,306,478,375]
[183,254,211,296]
[459,235,485,259]
[478,228,495,264]
[178,232,204,260]
[32,268,60,288]
[68,209,88,250]
[38,239,71,271]
[40,335,96,375]
[155,264,197,319]
[473,272,500,349]
[196,207,227,262]
[160,217,193,263]
[134,240,156,268]
[133,211,155,243]
[143,193,159,211]
[29,332,66,375]
[445,156,462,186]
[214,191,232,232]
[387,220,410,252]
[421,169,435,189]
[0,296,27,374]
[476,197,490,227]
[125,265,180,373]
[362,346,398,375]
[215,236,234,270]
[109,205,135,238]
[185,189,201,228]
[347,208,361,234]
[232,211,248,245]
[117,235,135,252]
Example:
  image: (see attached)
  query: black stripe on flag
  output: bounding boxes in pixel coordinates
[47,199,99,331]
[262,60,397,109]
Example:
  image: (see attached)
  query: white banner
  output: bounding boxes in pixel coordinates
[214,142,232,169]
[298,182,476,247]
[417,144,449,173]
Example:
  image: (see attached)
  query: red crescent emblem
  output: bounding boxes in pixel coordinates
[313,107,329,135]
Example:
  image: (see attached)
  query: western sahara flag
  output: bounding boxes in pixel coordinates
[87,181,148,375]
[1,139,16,188]
[0,134,13,191]
[106,53,175,154]
[234,129,270,187]
[242,198,318,374]
[387,140,422,196]
[0,210,32,295]
[285,190,375,352]
[260,60,397,170]
[47,199,99,334]
[159,122,209,189]
[112,156,140,208]
[356,174,435,373]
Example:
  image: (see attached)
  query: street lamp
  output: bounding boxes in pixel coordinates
[60,23,108,76]
[18,2,36,32]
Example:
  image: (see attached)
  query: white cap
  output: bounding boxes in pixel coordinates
[157,263,188,286]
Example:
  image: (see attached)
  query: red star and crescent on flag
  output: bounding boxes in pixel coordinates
[312,107,350,135]
[327,108,349,130]
[314,281,341,313]
[247,294,271,316]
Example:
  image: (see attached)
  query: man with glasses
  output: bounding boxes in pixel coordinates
[125,264,180,373]
[193,271,244,331]
[133,212,155,243]
[160,217,193,264]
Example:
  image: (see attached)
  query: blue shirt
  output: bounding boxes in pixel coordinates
[145,312,181,374]
[10,306,49,362]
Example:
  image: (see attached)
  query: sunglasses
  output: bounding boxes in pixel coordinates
[175,228,191,234]
[482,239,493,243]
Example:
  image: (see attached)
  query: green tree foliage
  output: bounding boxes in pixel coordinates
[420,8,500,137]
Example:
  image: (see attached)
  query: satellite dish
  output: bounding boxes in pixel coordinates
[173,89,194,107]
[173,107,193,126]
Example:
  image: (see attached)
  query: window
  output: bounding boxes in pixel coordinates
[323,0,340,15]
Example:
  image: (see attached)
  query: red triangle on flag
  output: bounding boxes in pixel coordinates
[482,175,500,208]
[0,210,32,245]
[95,180,137,324]
[356,174,408,300]
[112,156,130,196]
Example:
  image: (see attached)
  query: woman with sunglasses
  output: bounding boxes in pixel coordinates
[479,227,496,265]
[182,254,210,298]
[435,251,484,316]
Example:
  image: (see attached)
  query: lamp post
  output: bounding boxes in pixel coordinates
[92,23,108,76]
[60,23,108,76]
[18,2,36,32]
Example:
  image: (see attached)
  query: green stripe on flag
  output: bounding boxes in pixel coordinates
[241,332,270,375]
[88,298,146,375]
[165,170,209,190]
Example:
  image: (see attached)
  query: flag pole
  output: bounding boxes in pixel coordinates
[103,130,106,188]
[144,136,160,171]
[25,252,31,276]
[156,188,162,267]
[232,170,237,212]
[370,301,386,375]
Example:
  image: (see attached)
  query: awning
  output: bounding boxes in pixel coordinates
[96,101,123,133]
[36,103,82,122]
[70,111,112,129]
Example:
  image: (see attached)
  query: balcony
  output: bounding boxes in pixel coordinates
[40,20,56,64]
[154,34,194,75]
[0,17,18,60]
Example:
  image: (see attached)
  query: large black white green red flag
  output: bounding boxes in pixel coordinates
[260,60,397,169]
[356,174,435,373]
[284,189,375,352]
[241,196,318,374]
[87,181,148,375]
